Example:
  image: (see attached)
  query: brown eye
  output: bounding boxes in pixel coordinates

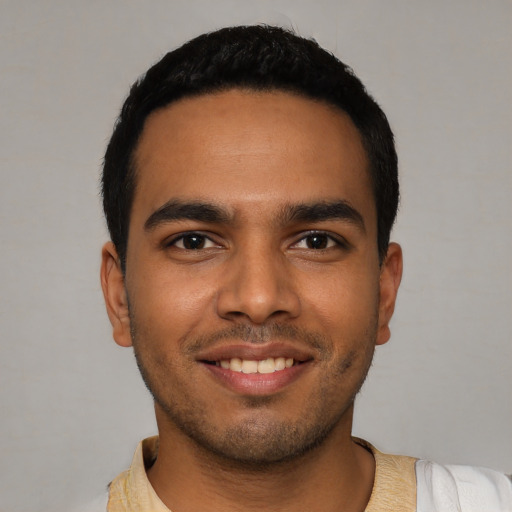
[305,234,330,249]
[182,234,206,249]
[171,233,217,250]
[292,232,345,251]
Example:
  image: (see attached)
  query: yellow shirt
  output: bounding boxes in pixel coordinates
[107,436,417,512]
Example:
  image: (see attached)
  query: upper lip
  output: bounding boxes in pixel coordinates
[195,342,315,363]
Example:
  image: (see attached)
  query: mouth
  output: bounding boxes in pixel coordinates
[204,356,300,374]
[198,345,312,395]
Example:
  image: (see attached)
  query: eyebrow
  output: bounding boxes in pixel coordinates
[144,198,365,232]
[144,200,231,231]
[281,200,366,232]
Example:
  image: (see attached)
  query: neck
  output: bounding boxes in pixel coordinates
[147,405,375,512]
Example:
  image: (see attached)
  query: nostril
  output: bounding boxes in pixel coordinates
[216,270,301,324]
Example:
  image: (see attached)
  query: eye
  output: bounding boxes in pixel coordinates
[293,232,342,250]
[169,233,219,250]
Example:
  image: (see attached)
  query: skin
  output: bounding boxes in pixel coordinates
[101,89,402,512]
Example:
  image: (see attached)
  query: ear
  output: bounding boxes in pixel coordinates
[100,242,132,347]
[376,242,403,346]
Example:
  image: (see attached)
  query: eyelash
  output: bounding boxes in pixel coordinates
[165,231,347,251]
[165,232,219,250]
[293,231,347,250]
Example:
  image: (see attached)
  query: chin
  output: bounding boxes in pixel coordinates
[159,397,349,469]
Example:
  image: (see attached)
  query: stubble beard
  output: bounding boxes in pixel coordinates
[130,318,377,469]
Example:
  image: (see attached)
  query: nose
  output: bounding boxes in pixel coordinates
[216,243,301,325]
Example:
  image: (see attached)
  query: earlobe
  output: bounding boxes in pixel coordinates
[100,242,132,347]
[376,242,403,346]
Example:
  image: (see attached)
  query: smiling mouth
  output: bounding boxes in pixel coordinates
[204,357,300,374]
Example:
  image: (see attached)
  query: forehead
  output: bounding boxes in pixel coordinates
[131,89,375,230]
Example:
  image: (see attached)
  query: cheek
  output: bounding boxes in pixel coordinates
[127,264,218,343]
[301,265,380,329]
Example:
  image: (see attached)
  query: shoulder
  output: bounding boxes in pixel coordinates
[415,459,512,511]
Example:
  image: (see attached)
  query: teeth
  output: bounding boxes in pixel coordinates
[217,357,297,374]
[257,358,276,374]
[230,357,242,372]
[275,357,286,371]
[241,360,258,373]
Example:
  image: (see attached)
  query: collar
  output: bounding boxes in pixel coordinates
[108,436,417,512]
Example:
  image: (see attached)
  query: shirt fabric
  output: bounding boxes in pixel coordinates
[85,436,511,512]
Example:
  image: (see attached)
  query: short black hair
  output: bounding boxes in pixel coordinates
[102,25,398,269]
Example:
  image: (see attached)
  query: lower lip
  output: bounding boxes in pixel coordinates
[201,362,311,396]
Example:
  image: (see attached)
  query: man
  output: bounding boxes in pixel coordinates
[98,25,511,511]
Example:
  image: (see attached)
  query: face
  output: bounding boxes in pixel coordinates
[102,90,402,464]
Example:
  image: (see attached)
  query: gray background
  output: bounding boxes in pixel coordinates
[1,1,510,511]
